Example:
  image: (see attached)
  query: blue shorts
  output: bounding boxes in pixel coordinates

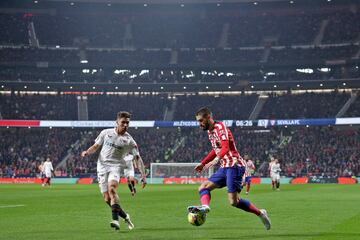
[245,176,252,185]
[208,165,245,193]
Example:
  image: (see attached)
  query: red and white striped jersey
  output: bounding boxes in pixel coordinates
[207,121,246,168]
[244,160,255,177]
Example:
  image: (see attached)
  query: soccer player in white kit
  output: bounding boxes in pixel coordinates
[123,153,137,196]
[42,158,53,187]
[81,112,147,231]
[270,158,281,191]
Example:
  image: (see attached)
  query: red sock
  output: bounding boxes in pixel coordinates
[236,199,261,216]
[246,184,250,193]
[199,188,211,206]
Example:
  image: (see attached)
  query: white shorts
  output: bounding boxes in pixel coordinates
[45,172,52,178]
[271,173,280,181]
[124,160,135,178]
[97,162,121,193]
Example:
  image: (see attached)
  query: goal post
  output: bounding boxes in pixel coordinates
[150,163,214,184]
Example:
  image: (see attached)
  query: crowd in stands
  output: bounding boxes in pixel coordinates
[0,126,358,178]
[173,94,258,120]
[0,128,79,177]
[258,91,350,119]
[0,91,355,120]
[87,94,172,120]
[344,94,360,117]
[0,93,77,120]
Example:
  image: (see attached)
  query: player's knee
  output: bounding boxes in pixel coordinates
[109,185,117,195]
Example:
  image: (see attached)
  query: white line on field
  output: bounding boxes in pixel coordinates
[0,204,25,208]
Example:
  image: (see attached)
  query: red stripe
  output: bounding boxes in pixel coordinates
[0,120,40,127]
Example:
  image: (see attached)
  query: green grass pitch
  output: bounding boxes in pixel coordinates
[0,184,359,240]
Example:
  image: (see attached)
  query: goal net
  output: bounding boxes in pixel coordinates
[150,163,215,184]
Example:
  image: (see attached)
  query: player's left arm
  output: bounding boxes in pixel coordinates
[131,139,147,188]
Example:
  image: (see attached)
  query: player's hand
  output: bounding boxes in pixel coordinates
[204,157,220,170]
[194,163,204,173]
[140,176,147,189]
[81,151,88,158]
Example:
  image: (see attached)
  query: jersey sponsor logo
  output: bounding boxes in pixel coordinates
[104,141,123,150]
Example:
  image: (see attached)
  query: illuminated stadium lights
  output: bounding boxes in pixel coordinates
[80,60,88,64]
[320,83,324,86]
[49,126,52,129]
[82,69,90,73]
[34,0,38,4]
[273,85,277,88]
[107,3,111,7]
[251,85,254,89]
[160,86,164,90]
[183,86,187,89]
[24,86,27,89]
[28,127,31,129]
[70,2,74,6]
[138,86,141,90]
[69,86,73,89]
[296,68,313,74]
[55,45,60,48]
[144,3,148,7]
[206,86,209,89]
[217,3,221,7]
[180,4,184,7]
[342,83,346,86]
[297,84,300,87]
[290,0,294,3]
[92,86,96,89]
[115,86,118,90]
[253,2,258,5]
[228,86,232,89]
[139,70,149,76]
[47,86,50,89]
[1,85,4,88]
[129,74,137,79]
[319,68,331,72]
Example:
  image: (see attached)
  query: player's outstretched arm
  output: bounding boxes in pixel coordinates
[81,144,101,157]
[134,155,147,188]
[195,149,216,173]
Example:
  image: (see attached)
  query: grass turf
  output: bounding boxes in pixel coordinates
[0,184,359,240]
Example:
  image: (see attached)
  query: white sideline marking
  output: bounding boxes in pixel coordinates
[0,204,25,208]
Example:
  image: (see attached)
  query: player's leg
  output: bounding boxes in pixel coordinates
[128,176,136,196]
[227,166,271,230]
[188,168,225,213]
[276,175,280,190]
[108,168,134,230]
[245,176,251,194]
[271,174,276,190]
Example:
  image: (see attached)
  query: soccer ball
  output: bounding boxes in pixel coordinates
[187,211,206,226]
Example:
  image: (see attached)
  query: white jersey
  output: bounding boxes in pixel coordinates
[270,163,281,175]
[124,154,134,169]
[244,160,255,177]
[43,161,53,177]
[95,128,139,167]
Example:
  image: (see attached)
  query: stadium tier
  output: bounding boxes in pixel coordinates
[0,126,359,178]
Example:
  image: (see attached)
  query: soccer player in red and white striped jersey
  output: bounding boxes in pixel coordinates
[188,107,271,230]
[243,155,256,195]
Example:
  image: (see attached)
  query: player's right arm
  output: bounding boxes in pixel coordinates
[81,130,104,157]
[195,149,217,173]
[81,143,101,157]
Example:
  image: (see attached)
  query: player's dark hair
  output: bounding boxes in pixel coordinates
[117,111,131,119]
[196,107,212,117]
